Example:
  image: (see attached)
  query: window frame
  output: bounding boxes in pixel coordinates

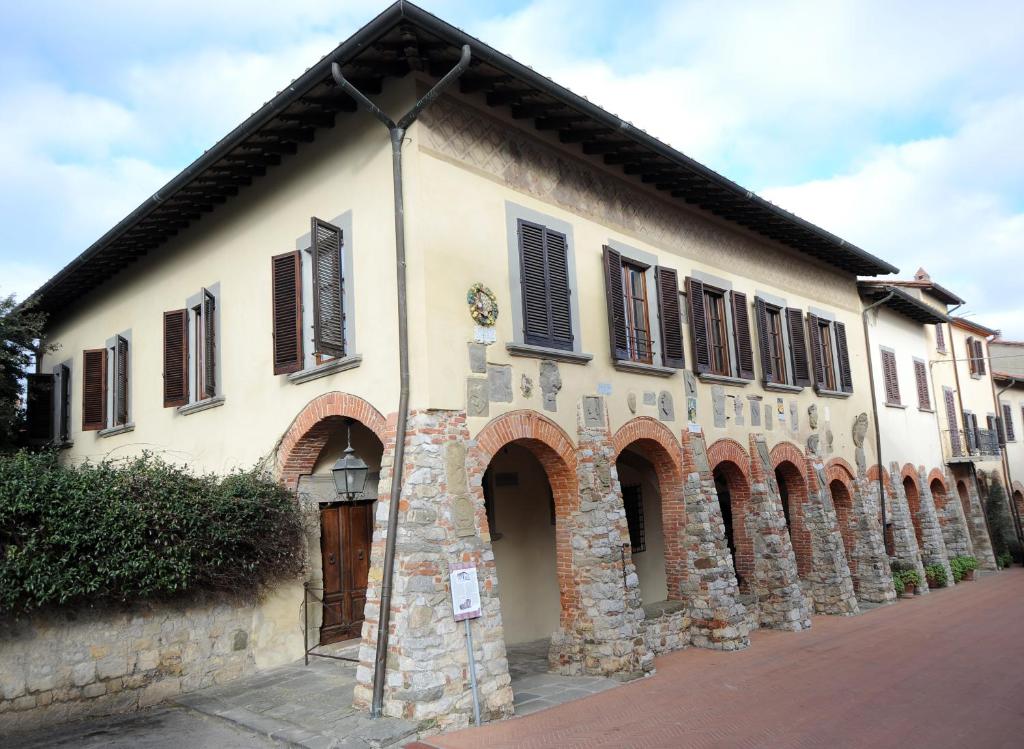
[93,330,133,436]
[703,285,731,377]
[913,357,932,411]
[818,319,837,392]
[880,346,901,406]
[765,306,788,385]
[184,284,222,408]
[621,259,654,365]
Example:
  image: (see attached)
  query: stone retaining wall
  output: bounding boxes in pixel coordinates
[0,584,303,733]
[640,602,691,656]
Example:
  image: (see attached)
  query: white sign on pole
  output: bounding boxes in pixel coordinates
[450,562,482,621]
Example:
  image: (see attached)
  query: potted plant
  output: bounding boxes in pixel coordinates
[950,555,978,582]
[890,560,921,598]
[997,552,1013,569]
[925,563,948,589]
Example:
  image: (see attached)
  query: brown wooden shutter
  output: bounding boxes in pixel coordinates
[602,246,628,361]
[685,276,710,374]
[115,335,129,426]
[935,323,946,353]
[312,218,344,358]
[913,359,930,410]
[786,307,811,387]
[881,349,900,405]
[945,389,962,456]
[57,364,71,442]
[1003,403,1015,441]
[966,336,976,374]
[82,348,107,430]
[655,266,685,369]
[730,291,755,380]
[995,414,1007,447]
[271,251,303,375]
[969,412,982,451]
[754,297,775,384]
[807,313,827,390]
[518,220,573,351]
[202,291,216,398]
[163,309,189,407]
[975,339,986,375]
[834,321,853,393]
[25,373,55,443]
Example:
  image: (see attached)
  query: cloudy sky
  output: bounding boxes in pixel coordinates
[3,1,1022,335]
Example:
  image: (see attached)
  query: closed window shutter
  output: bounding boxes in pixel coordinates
[966,336,976,374]
[518,220,573,351]
[995,414,1006,447]
[58,364,71,442]
[730,291,755,380]
[975,339,986,375]
[312,218,345,358]
[754,297,775,384]
[935,323,946,353]
[834,321,853,393]
[914,359,930,410]
[115,336,129,426]
[82,348,107,430]
[945,389,962,455]
[685,276,710,374]
[807,313,827,389]
[25,373,55,443]
[602,246,628,360]
[655,266,685,369]
[203,292,216,398]
[271,251,303,375]
[163,310,189,407]
[1003,403,1015,441]
[970,413,982,451]
[786,307,811,387]
[881,349,900,405]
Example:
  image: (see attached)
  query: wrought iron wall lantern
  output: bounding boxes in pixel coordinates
[331,419,369,500]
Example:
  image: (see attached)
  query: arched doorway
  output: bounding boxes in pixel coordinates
[830,479,857,587]
[774,461,811,578]
[712,460,751,591]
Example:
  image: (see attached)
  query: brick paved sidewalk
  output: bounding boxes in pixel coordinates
[414,569,1024,749]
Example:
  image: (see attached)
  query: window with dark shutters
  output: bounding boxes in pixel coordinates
[966,336,977,375]
[754,297,776,384]
[271,251,303,375]
[82,348,107,431]
[655,266,685,369]
[312,217,345,358]
[1003,403,1015,441]
[114,335,129,426]
[730,291,755,380]
[807,313,827,390]
[935,323,946,353]
[881,349,901,405]
[974,339,986,375]
[685,276,710,374]
[945,389,962,456]
[704,287,730,376]
[913,359,930,410]
[25,374,55,443]
[834,322,853,393]
[786,307,811,387]
[602,246,629,361]
[57,364,71,443]
[518,219,573,351]
[163,310,189,407]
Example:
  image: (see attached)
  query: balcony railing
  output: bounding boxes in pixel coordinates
[942,428,1001,462]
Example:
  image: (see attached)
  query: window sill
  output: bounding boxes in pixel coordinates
[506,343,593,365]
[98,423,134,438]
[288,354,363,384]
[816,388,853,399]
[918,407,935,414]
[763,382,804,394]
[697,373,751,388]
[884,402,907,410]
[178,395,226,416]
[613,360,677,377]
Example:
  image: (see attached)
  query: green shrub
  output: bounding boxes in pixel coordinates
[924,563,948,588]
[892,572,905,596]
[984,481,1015,560]
[890,560,921,593]
[0,451,305,614]
[997,551,1013,569]
[949,555,978,582]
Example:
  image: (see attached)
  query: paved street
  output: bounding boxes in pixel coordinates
[416,569,1024,749]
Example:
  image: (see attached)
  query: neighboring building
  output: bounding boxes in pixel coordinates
[9,1,1005,731]
[991,338,1024,532]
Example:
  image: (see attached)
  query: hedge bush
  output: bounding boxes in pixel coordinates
[0,451,305,614]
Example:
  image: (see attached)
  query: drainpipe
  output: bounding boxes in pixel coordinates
[331,45,472,719]
[862,290,896,554]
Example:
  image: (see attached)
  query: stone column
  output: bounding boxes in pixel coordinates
[885,463,929,593]
[962,473,998,570]
[679,428,749,650]
[555,396,652,677]
[914,468,954,586]
[746,435,811,631]
[802,458,859,615]
[938,469,973,559]
[353,410,513,729]
[848,473,897,604]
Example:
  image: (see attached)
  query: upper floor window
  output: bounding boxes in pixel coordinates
[602,245,685,370]
[880,347,901,406]
[518,219,573,351]
[164,285,221,410]
[81,331,132,433]
[765,307,787,383]
[935,323,946,353]
[754,297,811,389]
[914,358,931,411]
[24,361,72,446]
[966,336,986,377]
[807,312,853,394]
[705,287,730,376]
[1003,403,1016,442]
[686,275,754,381]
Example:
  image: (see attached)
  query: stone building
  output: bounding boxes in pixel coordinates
[10,1,1010,731]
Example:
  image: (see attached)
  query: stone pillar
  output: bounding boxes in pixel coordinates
[746,435,811,631]
[353,410,513,729]
[848,473,897,604]
[679,428,749,650]
[555,396,652,677]
[802,458,859,615]
[962,473,998,570]
[885,463,929,593]
[913,468,954,586]
[938,469,973,558]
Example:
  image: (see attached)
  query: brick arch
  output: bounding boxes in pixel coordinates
[828,477,858,587]
[771,442,812,578]
[613,417,685,602]
[469,410,579,629]
[867,464,894,489]
[927,468,949,495]
[1013,482,1024,523]
[277,392,389,489]
[707,438,751,477]
[901,463,920,486]
[901,470,925,548]
[826,457,856,491]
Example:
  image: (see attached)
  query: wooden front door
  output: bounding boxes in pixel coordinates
[320,501,373,645]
